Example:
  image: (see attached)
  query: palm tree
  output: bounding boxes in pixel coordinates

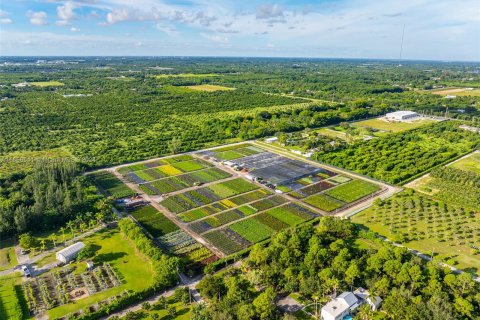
[50,234,57,248]
[40,239,46,252]
[66,221,75,239]
[95,212,105,225]
[80,222,87,233]
[60,227,66,245]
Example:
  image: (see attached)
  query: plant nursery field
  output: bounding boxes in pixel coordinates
[185,84,235,92]
[352,192,480,274]
[89,171,134,199]
[198,143,265,161]
[0,273,26,320]
[130,205,179,237]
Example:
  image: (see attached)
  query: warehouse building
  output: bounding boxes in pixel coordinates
[385,110,419,121]
[56,241,85,263]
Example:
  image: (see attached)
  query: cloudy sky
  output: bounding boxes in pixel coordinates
[0,0,479,60]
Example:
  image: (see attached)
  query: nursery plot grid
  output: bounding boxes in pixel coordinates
[110,142,387,257]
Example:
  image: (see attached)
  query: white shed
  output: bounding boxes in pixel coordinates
[385,111,418,121]
[56,242,85,263]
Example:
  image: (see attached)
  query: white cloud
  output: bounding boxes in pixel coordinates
[70,27,80,32]
[0,10,12,24]
[201,33,229,43]
[57,1,77,26]
[256,4,283,19]
[27,11,48,26]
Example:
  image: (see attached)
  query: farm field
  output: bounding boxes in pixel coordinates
[198,143,265,161]
[130,205,179,237]
[450,151,480,174]
[0,273,26,320]
[155,73,220,78]
[30,81,65,87]
[44,227,155,319]
[315,121,480,184]
[0,238,17,272]
[354,117,436,133]
[408,157,480,211]
[89,171,134,198]
[429,87,480,97]
[352,192,480,274]
[185,84,235,92]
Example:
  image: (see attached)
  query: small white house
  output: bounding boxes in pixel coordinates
[321,292,359,320]
[321,289,381,320]
[56,242,85,263]
[385,111,419,121]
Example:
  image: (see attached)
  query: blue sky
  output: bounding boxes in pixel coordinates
[0,0,479,60]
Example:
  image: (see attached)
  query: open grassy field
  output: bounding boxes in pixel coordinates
[450,151,480,174]
[155,73,219,78]
[46,227,155,318]
[0,273,27,320]
[30,81,65,87]
[0,238,17,271]
[429,87,480,97]
[354,117,436,133]
[352,192,480,275]
[185,84,235,92]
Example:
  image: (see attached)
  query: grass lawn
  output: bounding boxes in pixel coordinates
[185,84,235,92]
[304,194,344,212]
[0,238,18,271]
[450,151,480,174]
[352,192,480,275]
[0,273,28,320]
[354,118,436,133]
[46,227,155,318]
[34,252,57,268]
[30,81,64,87]
[325,180,380,203]
[124,295,192,319]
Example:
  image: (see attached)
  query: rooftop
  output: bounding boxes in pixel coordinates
[57,241,85,257]
[386,110,418,117]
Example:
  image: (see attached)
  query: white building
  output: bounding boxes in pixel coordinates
[321,292,359,320]
[56,242,85,263]
[265,137,278,143]
[385,111,419,121]
[321,289,381,320]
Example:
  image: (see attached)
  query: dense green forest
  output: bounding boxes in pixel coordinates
[195,218,480,319]
[1,57,479,172]
[0,161,102,236]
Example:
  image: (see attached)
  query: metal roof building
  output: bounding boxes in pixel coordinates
[56,241,85,263]
[385,110,419,121]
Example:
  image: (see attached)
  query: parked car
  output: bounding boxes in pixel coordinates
[21,265,31,277]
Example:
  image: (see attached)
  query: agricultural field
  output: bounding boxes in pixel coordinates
[159,178,259,214]
[43,227,155,319]
[429,87,480,97]
[315,121,480,184]
[198,143,265,161]
[407,154,480,211]
[352,192,480,274]
[0,238,17,272]
[0,273,26,320]
[155,73,220,78]
[130,205,179,237]
[203,203,318,255]
[450,151,480,174]
[119,155,232,196]
[89,171,134,199]
[185,84,235,92]
[30,81,65,87]
[354,117,437,133]
[158,230,218,274]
